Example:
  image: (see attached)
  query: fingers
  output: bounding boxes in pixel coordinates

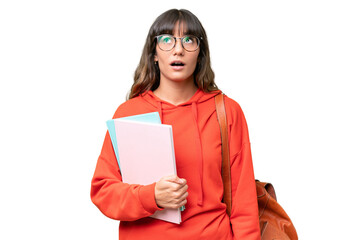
[176,183,188,199]
[164,175,187,185]
[171,184,188,201]
[155,175,189,209]
[167,181,188,209]
[169,198,187,210]
[167,192,188,209]
[156,176,181,191]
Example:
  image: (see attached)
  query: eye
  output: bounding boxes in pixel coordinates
[183,36,194,44]
[159,35,173,44]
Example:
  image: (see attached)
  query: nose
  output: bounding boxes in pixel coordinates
[173,38,184,55]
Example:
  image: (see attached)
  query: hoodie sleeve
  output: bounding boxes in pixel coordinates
[225,97,261,240]
[90,129,163,221]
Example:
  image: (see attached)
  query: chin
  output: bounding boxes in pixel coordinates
[172,77,193,83]
[170,74,193,82]
[160,71,194,83]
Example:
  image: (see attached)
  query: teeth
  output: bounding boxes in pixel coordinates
[171,62,184,66]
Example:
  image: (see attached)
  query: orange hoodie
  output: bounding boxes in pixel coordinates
[91,89,260,240]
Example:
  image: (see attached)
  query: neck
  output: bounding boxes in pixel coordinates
[153,79,198,106]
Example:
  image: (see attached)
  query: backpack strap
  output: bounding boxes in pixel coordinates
[215,93,232,216]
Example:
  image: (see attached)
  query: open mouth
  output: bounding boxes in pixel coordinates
[170,62,185,66]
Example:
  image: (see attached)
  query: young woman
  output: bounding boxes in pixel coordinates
[91,9,261,240]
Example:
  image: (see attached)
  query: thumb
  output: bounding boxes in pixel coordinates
[166,175,184,184]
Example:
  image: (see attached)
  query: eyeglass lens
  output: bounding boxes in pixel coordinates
[157,35,199,51]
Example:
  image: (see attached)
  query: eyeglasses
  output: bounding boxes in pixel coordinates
[155,34,201,52]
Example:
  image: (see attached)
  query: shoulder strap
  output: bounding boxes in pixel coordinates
[215,93,232,216]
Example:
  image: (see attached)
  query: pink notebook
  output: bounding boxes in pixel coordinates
[114,119,181,224]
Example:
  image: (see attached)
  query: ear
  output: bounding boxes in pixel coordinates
[154,54,158,62]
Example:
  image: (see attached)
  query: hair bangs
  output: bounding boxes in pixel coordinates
[178,12,203,37]
[150,11,179,37]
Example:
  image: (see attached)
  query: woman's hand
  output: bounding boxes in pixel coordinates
[154,175,188,209]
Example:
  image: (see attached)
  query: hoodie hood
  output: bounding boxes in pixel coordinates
[141,89,222,206]
[141,89,221,116]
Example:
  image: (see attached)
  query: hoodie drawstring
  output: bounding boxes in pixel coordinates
[157,101,163,123]
[191,102,204,206]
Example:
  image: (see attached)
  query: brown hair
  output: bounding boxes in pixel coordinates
[128,9,217,99]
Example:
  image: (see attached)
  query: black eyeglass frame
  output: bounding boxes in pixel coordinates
[155,34,202,52]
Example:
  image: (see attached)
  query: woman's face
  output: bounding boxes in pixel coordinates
[154,22,200,86]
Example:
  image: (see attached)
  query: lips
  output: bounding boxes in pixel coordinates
[170,60,185,70]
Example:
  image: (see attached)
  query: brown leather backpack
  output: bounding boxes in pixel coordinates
[215,93,298,240]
